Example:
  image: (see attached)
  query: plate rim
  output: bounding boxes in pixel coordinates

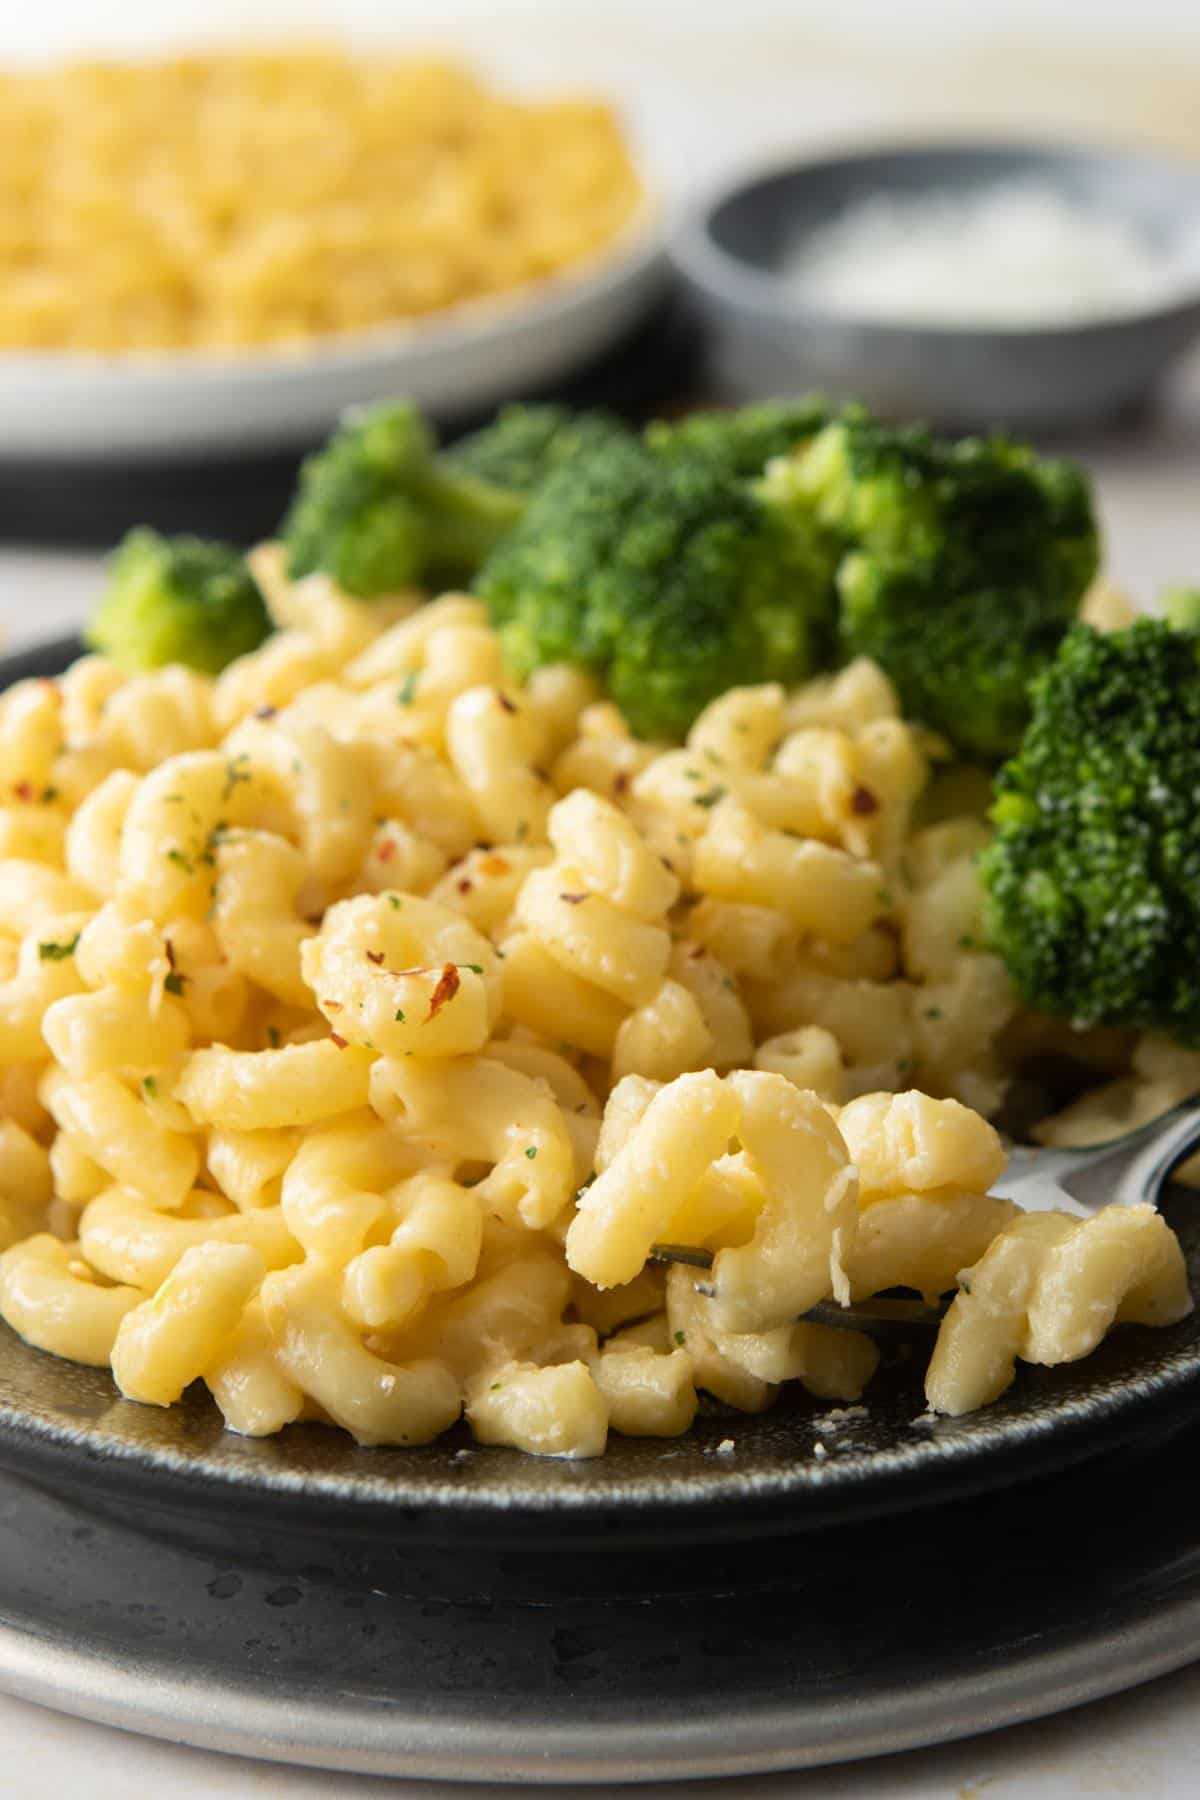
[2,1314,1199,1547]
[0,1446,1198,1783]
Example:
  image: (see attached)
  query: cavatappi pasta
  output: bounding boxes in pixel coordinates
[0,50,642,353]
[0,552,1191,1455]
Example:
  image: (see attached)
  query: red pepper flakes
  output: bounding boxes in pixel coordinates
[457,877,473,894]
[330,1031,348,1049]
[496,693,517,715]
[366,950,385,965]
[851,785,879,816]
[12,781,33,803]
[376,839,396,863]
[426,962,460,1019]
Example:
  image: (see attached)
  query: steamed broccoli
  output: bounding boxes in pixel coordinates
[443,403,633,496]
[86,528,272,675]
[981,619,1200,1041]
[475,431,838,740]
[645,398,829,476]
[468,397,1098,749]
[769,410,1100,758]
[281,401,526,598]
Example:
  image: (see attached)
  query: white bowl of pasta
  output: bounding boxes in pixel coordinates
[0,47,670,461]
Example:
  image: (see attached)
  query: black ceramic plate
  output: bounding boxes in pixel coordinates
[0,1420,1198,1780]
[2,636,1200,1549]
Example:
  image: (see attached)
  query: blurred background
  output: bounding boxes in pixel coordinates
[7,0,1200,176]
[1,0,1198,633]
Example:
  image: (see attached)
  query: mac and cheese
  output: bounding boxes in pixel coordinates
[0,562,1191,1457]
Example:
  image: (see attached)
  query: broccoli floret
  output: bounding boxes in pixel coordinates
[770,410,1100,757]
[475,431,838,740]
[281,401,526,598]
[443,403,633,496]
[1163,585,1200,633]
[981,620,1200,1041]
[645,398,829,476]
[86,528,272,675]
[473,397,1097,749]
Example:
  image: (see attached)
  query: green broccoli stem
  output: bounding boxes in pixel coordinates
[413,466,527,587]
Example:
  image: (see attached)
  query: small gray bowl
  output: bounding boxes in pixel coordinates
[674,140,1200,431]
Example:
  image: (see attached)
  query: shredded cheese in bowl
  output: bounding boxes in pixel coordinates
[786,179,1200,330]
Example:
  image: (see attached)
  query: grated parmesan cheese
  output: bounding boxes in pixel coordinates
[786,180,1200,329]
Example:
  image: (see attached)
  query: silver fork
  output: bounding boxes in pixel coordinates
[650,1096,1200,1336]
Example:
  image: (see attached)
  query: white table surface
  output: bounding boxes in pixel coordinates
[3,9,1200,1793]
